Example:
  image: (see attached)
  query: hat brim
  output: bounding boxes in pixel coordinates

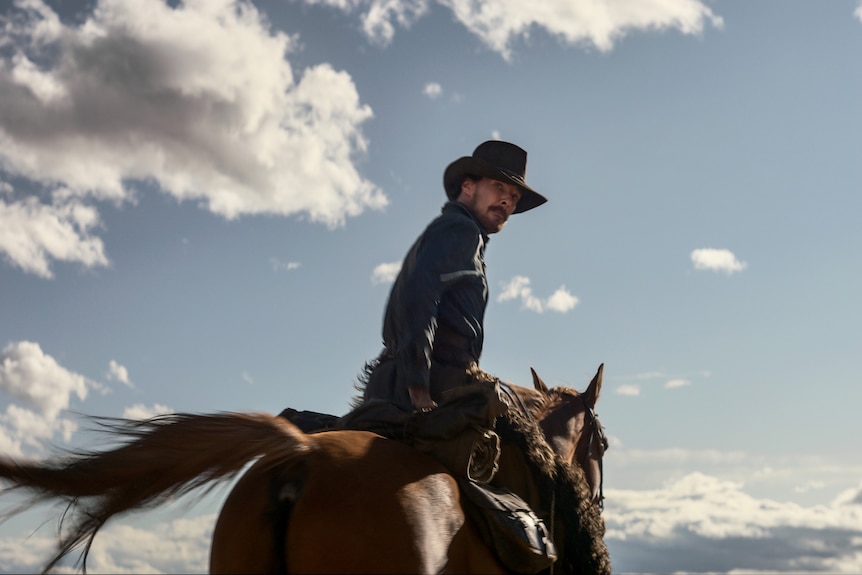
[443,157,547,214]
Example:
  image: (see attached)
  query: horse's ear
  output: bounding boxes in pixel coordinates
[584,363,604,408]
[530,366,550,395]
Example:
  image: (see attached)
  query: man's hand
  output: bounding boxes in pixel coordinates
[408,385,438,411]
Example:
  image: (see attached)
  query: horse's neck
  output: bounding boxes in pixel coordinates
[493,448,539,504]
[491,434,555,516]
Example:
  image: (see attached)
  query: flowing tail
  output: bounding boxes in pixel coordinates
[0,411,309,573]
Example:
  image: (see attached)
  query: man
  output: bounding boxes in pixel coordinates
[363,140,547,411]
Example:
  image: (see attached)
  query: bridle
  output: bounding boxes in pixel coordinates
[579,394,609,511]
[498,382,608,510]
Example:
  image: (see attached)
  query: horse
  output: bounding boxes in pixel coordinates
[0,365,610,574]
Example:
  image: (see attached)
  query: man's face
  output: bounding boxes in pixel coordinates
[458,177,522,234]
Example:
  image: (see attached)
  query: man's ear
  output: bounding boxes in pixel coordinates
[459,178,475,200]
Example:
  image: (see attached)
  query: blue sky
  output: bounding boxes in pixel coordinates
[1,0,861,572]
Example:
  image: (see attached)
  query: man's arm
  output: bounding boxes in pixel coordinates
[394,217,482,408]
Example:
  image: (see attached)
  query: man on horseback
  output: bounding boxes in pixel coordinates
[362,140,547,411]
[283,141,580,573]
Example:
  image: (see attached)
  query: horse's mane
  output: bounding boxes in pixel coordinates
[350,357,378,409]
[353,362,611,574]
[496,406,611,575]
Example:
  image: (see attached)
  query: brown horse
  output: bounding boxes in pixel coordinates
[0,365,609,574]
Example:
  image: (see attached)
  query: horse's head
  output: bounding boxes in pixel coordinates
[507,364,608,507]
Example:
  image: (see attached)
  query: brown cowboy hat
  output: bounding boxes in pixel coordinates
[443,140,547,214]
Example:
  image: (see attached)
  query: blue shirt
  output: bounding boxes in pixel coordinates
[382,201,489,392]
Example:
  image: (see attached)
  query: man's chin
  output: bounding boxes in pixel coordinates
[483,220,507,234]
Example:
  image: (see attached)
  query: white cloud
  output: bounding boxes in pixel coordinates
[795,480,826,494]
[270,257,301,272]
[497,276,578,313]
[616,369,710,383]
[664,378,690,389]
[691,248,747,274]
[0,195,109,278]
[605,473,862,572]
[242,371,254,385]
[303,0,723,60]
[0,512,215,573]
[0,341,91,456]
[0,0,385,277]
[300,0,429,45]
[122,402,174,420]
[444,0,723,59]
[615,384,640,396]
[545,286,578,312]
[107,359,133,387]
[371,260,402,284]
[0,341,88,419]
[423,82,442,99]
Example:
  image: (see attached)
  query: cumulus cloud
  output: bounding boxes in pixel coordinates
[306,0,723,59]
[545,286,578,312]
[446,0,723,59]
[371,260,402,284]
[423,82,442,99]
[497,276,578,313]
[605,473,862,573]
[106,359,133,387]
[0,341,91,456]
[302,0,429,45]
[0,0,385,276]
[0,194,109,278]
[691,248,747,274]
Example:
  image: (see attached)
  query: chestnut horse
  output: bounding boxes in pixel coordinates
[0,366,609,574]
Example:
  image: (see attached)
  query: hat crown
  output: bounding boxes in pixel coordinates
[472,140,527,180]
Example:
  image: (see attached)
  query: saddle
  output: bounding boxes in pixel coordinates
[280,381,557,574]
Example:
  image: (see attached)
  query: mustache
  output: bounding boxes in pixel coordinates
[489,206,508,220]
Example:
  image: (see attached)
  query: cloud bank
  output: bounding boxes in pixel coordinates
[0,0,384,277]
[606,473,862,572]
[0,512,214,573]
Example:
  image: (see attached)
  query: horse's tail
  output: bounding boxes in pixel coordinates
[0,411,309,573]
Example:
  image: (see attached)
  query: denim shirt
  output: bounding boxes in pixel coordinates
[381,201,489,392]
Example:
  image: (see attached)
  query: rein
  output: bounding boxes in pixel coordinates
[498,382,535,423]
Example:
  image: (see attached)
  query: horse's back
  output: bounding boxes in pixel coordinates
[212,428,500,575]
[286,430,463,574]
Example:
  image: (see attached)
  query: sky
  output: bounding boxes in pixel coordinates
[0,0,861,572]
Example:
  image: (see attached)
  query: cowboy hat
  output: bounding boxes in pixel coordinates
[443,140,547,214]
